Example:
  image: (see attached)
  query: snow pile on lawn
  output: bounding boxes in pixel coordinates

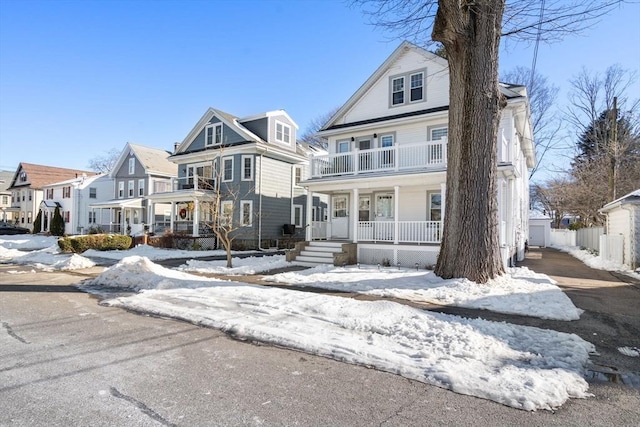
[0,244,96,270]
[178,255,290,275]
[265,265,581,321]
[91,257,594,411]
[553,245,640,280]
[618,346,640,357]
[0,235,59,250]
[83,245,247,261]
[83,256,226,291]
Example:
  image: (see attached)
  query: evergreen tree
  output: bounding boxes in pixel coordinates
[32,211,42,234]
[50,207,65,236]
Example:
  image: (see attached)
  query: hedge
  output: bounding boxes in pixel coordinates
[58,234,132,253]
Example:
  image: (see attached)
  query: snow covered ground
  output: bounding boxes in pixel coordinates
[0,243,96,271]
[82,256,595,411]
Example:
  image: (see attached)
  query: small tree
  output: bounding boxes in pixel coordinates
[87,148,120,173]
[32,211,42,234]
[50,207,65,236]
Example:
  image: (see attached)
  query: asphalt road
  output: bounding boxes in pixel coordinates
[1,252,639,426]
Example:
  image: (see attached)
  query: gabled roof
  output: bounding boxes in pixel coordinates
[175,108,265,154]
[111,143,177,178]
[321,40,527,133]
[600,189,640,213]
[8,163,97,190]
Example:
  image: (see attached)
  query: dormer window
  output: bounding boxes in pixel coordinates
[275,121,291,144]
[206,123,223,146]
[390,69,426,107]
[19,171,27,182]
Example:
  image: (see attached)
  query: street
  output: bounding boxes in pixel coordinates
[1,254,639,426]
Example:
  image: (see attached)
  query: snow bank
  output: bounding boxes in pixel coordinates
[178,255,290,275]
[0,235,59,250]
[265,265,582,321]
[86,256,594,411]
[554,245,640,280]
[84,245,233,261]
[0,243,96,270]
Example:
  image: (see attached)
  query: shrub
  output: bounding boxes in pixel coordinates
[50,206,65,236]
[32,211,42,234]
[568,221,586,231]
[58,234,132,253]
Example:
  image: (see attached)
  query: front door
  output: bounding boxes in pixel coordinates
[331,195,349,239]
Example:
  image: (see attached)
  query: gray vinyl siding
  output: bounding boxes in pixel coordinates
[115,155,143,178]
[186,118,246,153]
[256,156,294,239]
[241,118,268,141]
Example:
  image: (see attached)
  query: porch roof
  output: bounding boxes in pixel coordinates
[90,198,143,209]
[301,168,446,192]
[146,189,214,203]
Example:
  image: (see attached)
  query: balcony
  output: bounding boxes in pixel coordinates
[310,141,446,179]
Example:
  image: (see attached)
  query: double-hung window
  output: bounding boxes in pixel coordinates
[206,123,223,146]
[138,179,145,196]
[391,77,405,105]
[241,155,254,181]
[410,72,424,102]
[220,200,233,226]
[128,180,134,198]
[89,188,97,199]
[430,127,448,163]
[128,158,135,174]
[240,200,253,226]
[118,182,124,199]
[223,157,233,182]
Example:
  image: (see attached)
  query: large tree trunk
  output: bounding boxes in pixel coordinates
[432,0,506,283]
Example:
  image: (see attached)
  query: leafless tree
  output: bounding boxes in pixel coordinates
[299,107,341,149]
[87,148,120,173]
[352,0,624,282]
[502,67,562,179]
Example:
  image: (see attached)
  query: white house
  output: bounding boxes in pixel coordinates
[599,189,640,270]
[40,174,113,235]
[295,41,535,268]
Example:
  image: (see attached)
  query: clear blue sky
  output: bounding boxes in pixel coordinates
[1,0,638,179]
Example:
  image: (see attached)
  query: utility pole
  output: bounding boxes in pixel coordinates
[609,97,618,201]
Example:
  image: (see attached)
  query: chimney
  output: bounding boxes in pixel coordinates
[174,142,179,153]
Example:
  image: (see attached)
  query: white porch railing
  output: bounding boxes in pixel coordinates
[152,176,217,194]
[311,220,442,243]
[310,141,446,178]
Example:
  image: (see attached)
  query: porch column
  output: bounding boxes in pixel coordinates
[170,202,175,233]
[352,188,359,243]
[109,208,113,233]
[305,189,313,241]
[148,202,154,228]
[393,185,399,244]
[46,210,51,232]
[193,199,200,237]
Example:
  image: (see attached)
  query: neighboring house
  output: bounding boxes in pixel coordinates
[0,170,15,222]
[39,174,113,235]
[7,163,97,231]
[599,189,640,270]
[297,41,535,268]
[90,143,177,235]
[147,107,324,248]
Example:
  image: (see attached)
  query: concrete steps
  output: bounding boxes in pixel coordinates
[291,241,345,267]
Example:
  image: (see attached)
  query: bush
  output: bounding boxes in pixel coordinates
[50,206,65,236]
[568,221,586,231]
[32,211,42,234]
[58,234,132,253]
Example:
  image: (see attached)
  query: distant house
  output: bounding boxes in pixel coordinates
[294,41,534,267]
[39,174,113,235]
[7,163,97,230]
[147,107,325,248]
[599,189,640,270]
[89,143,177,235]
[0,170,15,222]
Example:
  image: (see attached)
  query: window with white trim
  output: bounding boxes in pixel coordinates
[118,182,124,199]
[206,123,223,146]
[222,157,233,182]
[27,211,32,224]
[128,158,135,174]
[429,127,447,162]
[89,187,97,199]
[241,155,254,181]
[138,179,145,196]
[220,200,233,226]
[428,192,442,221]
[275,121,291,144]
[63,186,71,198]
[294,166,302,185]
[88,211,96,223]
[390,69,427,107]
[240,200,253,226]
[293,204,303,228]
[431,127,448,140]
[128,180,134,198]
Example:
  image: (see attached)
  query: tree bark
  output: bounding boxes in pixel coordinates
[433,0,506,282]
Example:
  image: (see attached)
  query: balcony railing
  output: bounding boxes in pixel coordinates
[310,141,446,178]
[152,176,216,194]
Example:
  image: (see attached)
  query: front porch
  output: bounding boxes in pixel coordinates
[310,220,442,244]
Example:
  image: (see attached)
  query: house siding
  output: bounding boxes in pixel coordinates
[186,118,247,153]
[256,156,294,240]
[241,118,268,141]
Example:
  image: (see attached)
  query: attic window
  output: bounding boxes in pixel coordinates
[392,77,404,105]
[206,123,223,146]
[390,69,427,107]
[19,171,27,182]
[275,121,291,144]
